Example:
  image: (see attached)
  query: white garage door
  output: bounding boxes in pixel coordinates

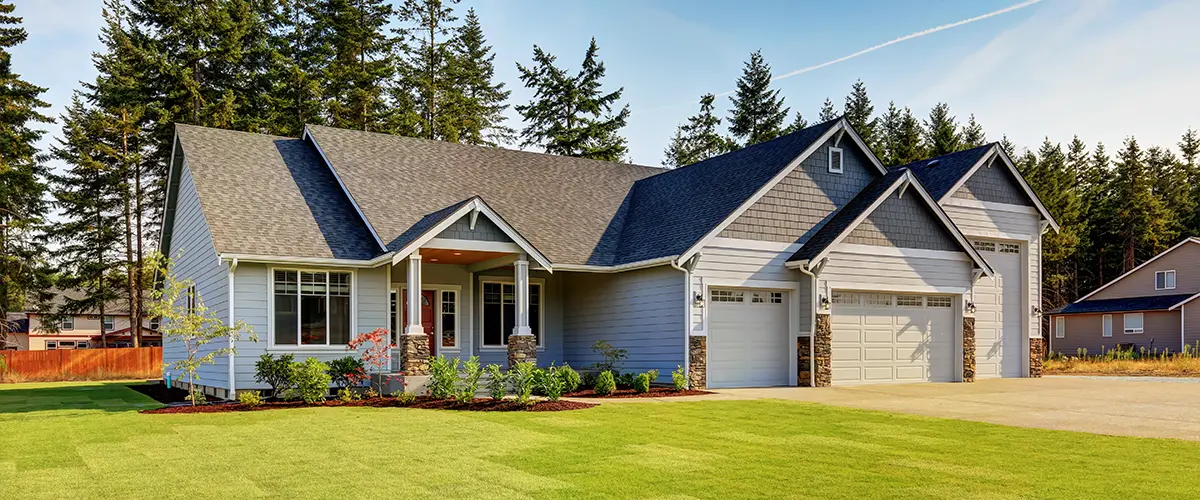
[972,240,1024,378]
[831,292,956,385]
[707,288,790,388]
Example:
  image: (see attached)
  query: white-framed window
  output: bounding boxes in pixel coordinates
[186,285,197,314]
[972,240,996,252]
[46,341,58,350]
[59,316,74,331]
[999,243,1021,254]
[828,147,844,173]
[1102,314,1112,338]
[896,295,924,308]
[76,341,88,349]
[926,296,953,308]
[1123,313,1144,334]
[1055,316,1065,339]
[441,290,457,348]
[830,292,860,305]
[60,341,76,349]
[710,289,744,303]
[271,269,353,346]
[102,316,114,331]
[481,281,542,348]
[1155,270,1176,290]
[149,317,160,330]
[864,294,893,307]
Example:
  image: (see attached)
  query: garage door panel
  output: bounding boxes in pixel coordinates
[972,240,1024,379]
[862,329,895,343]
[863,347,894,361]
[864,367,895,381]
[832,295,955,386]
[707,288,791,388]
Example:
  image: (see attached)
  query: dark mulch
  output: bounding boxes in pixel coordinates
[127,383,205,405]
[139,396,596,414]
[565,387,713,398]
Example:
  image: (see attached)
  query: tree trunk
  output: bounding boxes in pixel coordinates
[135,138,145,348]
[121,109,139,348]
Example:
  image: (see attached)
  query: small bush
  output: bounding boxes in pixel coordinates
[672,365,688,391]
[428,355,461,399]
[286,358,332,404]
[188,391,208,405]
[237,390,263,407]
[530,367,549,396]
[616,371,636,388]
[485,363,506,400]
[391,390,417,405]
[581,370,597,388]
[591,340,628,374]
[633,373,651,393]
[558,363,581,393]
[337,387,360,403]
[457,356,483,403]
[509,362,538,405]
[254,353,296,399]
[646,369,659,384]
[328,356,366,389]
[541,366,567,401]
[594,371,616,396]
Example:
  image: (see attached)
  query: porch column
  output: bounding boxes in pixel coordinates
[401,251,430,375]
[507,253,537,368]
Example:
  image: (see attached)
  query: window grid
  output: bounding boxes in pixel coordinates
[1155,270,1176,290]
[926,296,953,308]
[829,147,844,173]
[769,292,784,304]
[102,316,114,331]
[482,282,542,347]
[864,294,893,307]
[831,292,860,305]
[59,316,74,331]
[973,240,996,252]
[710,290,744,303]
[441,291,456,348]
[273,270,352,346]
[999,243,1020,254]
[896,295,924,308]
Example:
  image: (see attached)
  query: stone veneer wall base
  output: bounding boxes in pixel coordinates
[797,336,812,387]
[688,336,707,389]
[507,334,537,368]
[813,313,832,387]
[1029,337,1045,378]
[400,333,431,376]
[962,316,976,383]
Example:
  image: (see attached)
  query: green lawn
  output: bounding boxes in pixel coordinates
[3,382,1199,500]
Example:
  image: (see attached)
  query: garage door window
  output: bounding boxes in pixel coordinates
[831,292,860,305]
[926,296,953,308]
[832,293,952,309]
[896,295,923,308]
[711,290,744,302]
[865,294,893,307]
[973,240,996,252]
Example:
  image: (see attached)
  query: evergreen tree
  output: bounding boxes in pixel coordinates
[961,114,986,148]
[781,111,807,135]
[1084,142,1121,286]
[726,50,788,146]
[1112,137,1172,271]
[1032,139,1081,309]
[1179,128,1200,234]
[842,79,876,150]
[878,102,924,166]
[923,102,960,156]
[263,0,326,137]
[450,8,512,146]
[515,38,629,161]
[395,0,461,141]
[818,97,837,122]
[662,93,737,167]
[1147,146,1191,242]
[0,1,54,342]
[999,135,1017,158]
[1065,136,1094,297]
[306,0,398,131]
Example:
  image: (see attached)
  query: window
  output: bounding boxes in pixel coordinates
[896,295,924,307]
[1123,313,1144,334]
[59,316,74,331]
[441,291,457,348]
[482,282,541,347]
[46,341,58,350]
[769,292,784,304]
[1055,316,1065,339]
[59,341,76,349]
[1102,314,1112,338]
[390,289,399,344]
[1155,270,1176,290]
[999,243,1020,254]
[926,296,953,308]
[831,292,859,305]
[102,316,114,331]
[864,294,893,307]
[828,147,844,173]
[186,285,197,314]
[75,342,88,349]
[149,317,160,330]
[272,270,352,346]
[710,289,743,303]
[972,240,996,252]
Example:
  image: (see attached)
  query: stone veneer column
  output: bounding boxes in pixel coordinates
[507,254,537,368]
[507,334,537,368]
[401,251,430,376]
[688,336,706,389]
[400,333,430,375]
[962,316,976,383]
[813,313,832,387]
[1029,337,1045,378]
[797,336,812,387]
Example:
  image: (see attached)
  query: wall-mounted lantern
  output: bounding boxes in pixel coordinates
[693,292,704,308]
[965,301,977,314]
[819,294,831,311]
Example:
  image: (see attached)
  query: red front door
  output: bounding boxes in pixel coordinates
[403,290,437,356]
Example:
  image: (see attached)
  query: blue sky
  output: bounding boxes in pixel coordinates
[11,0,1199,167]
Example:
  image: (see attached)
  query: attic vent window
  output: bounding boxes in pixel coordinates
[828,147,844,173]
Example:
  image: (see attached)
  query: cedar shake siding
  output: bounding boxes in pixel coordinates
[1051,311,1181,356]
[843,189,960,251]
[434,214,512,242]
[718,136,876,244]
[951,161,1034,206]
[1088,241,1200,300]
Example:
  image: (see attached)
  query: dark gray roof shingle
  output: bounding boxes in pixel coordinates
[891,144,993,200]
[1052,294,1193,315]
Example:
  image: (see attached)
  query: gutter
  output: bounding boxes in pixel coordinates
[671,254,702,386]
[796,262,820,388]
[555,256,678,273]
[228,257,238,398]
[218,252,395,268]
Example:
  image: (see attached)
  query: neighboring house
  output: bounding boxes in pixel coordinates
[159,117,1057,399]
[9,290,161,351]
[1050,238,1200,355]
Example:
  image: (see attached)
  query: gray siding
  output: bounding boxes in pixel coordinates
[562,266,685,382]
[719,137,877,244]
[691,241,807,336]
[1051,311,1182,356]
[819,250,973,294]
[1089,242,1200,300]
[434,214,511,242]
[163,161,230,389]
[844,190,960,251]
[952,163,1033,206]
[1185,304,1200,350]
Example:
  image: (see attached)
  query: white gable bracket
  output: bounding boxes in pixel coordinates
[469,207,480,230]
[390,197,554,272]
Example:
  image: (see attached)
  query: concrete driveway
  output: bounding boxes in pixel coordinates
[713,377,1200,441]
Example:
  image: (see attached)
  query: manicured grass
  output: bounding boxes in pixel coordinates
[3,382,1199,499]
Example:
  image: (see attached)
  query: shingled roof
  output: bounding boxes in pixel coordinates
[890,144,994,201]
[1052,294,1195,315]
[788,168,909,263]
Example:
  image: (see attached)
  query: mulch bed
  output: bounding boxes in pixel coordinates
[565,387,713,398]
[137,393,596,414]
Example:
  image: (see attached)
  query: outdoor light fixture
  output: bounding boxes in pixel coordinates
[1032,305,1042,316]
[453,252,462,256]
[693,292,704,308]
[819,294,831,310]
[965,301,977,314]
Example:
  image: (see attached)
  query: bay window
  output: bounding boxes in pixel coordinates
[482,281,540,347]
[273,270,352,346]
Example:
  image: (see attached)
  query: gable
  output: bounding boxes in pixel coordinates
[1088,241,1200,301]
[718,135,877,244]
[434,213,513,243]
[844,189,960,252]
[951,160,1033,206]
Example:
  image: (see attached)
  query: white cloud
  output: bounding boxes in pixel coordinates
[923,0,1200,154]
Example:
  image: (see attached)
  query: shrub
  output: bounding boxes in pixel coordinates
[646,369,659,384]
[530,367,548,396]
[633,373,651,393]
[509,362,538,405]
[591,340,628,374]
[558,363,581,393]
[328,356,366,389]
[286,358,332,404]
[254,353,296,399]
[616,371,636,388]
[540,366,567,401]
[581,370,597,388]
[672,365,688,391]
[457,356,483,403]
[428,355,461,399]
[237,390,263,407]
[485,363,506,400]
[594,371,616,396]
[337,387,360,403]
[391,389,417,405]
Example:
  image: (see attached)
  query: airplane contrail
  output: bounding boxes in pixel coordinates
[712,0,1045,97]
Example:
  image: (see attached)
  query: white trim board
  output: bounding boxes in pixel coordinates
[424,238,523,253]
[939,145,1060,232]
[706,237,803,253]
[1078,237,1200,303]
[265,266,359,352]
[833,244,972,262]
[942,197,1041,215]
[389,197,553,272]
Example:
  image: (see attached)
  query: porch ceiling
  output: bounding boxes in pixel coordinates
[422,248,510,265]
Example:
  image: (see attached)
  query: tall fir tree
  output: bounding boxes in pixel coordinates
[450,8,512,146]
[263,0,326,137]
[878,102,924,166]
[999,135,1017,158]
[923,102,960,156]
[395,0,461,141]
[961,114,986,148]
[781,111,807,135]
[515,38,629,161]
[1032,139,1081,310]
[842,79,877,151]
[306,0,398,132]
[726,50,788,147]
[1146,146,1191,242]
[1178,128,1200,234]
[0,1,54,343]
[818,97,837,122]
[663,93,737,167]
[1112,137,1172,271]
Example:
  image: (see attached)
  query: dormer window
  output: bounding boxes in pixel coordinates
[1155,270,1176,290]
[828,147,844,174]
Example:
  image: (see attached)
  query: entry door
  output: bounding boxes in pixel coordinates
[403,290,437,355]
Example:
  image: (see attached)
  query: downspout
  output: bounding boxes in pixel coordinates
[671,254,701,384]
[797,263,820,388]
[1038,220,1049,373]
[228,257,238,399]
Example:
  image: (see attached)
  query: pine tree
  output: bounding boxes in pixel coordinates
[781,111,807,135]
[515,38,629,161]
[1032,139,1080,309]
[263,0,326,137]
[1065,136,1094,298]
[1179,128,1200,234]
[726,50,788,147]
[663,93,737,167]
[923,102,960,156]
[1084,142,1120,285]
[1147,146,1191,242]
[961,114,986,148]
[306,0,398,131]
[818,97,837,122]
[999,135,1017,158]
[878,102,924,166]
[1112,137,1172,271]
[842,79,877,150]
[0,1,54,343]
[450,8,512,146]
[396,0,461,141]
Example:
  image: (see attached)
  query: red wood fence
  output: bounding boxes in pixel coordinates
[0,347,162,381]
